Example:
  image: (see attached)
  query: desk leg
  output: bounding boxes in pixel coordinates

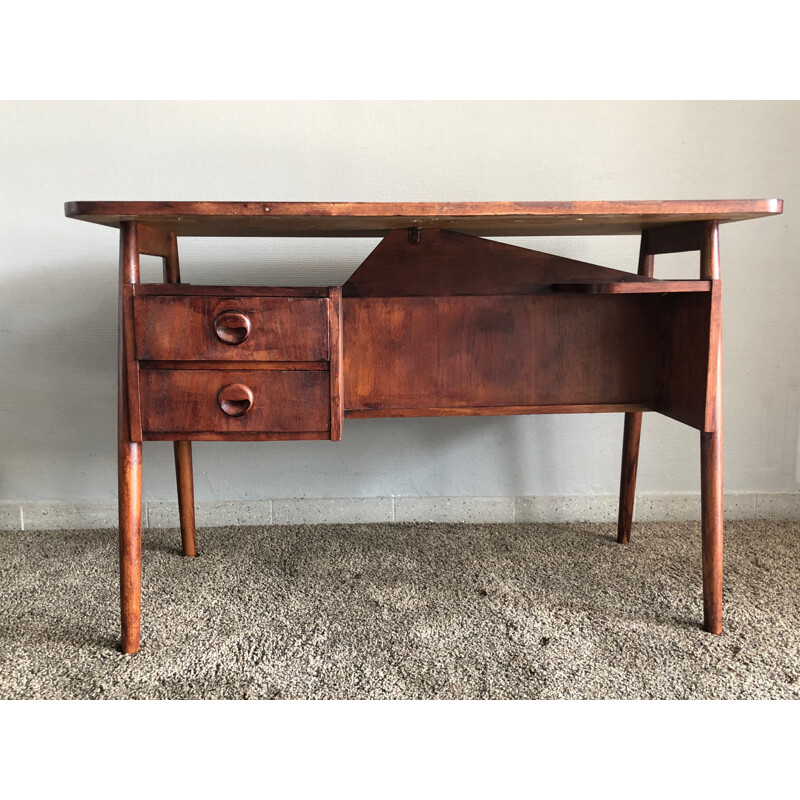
[617,236,653,545]
[119,439,142,654]
[162,234,198,558]
[700,221,723,635]
[119,221,142,654]
[700,430,723,634]
[617,411,642,544]
[174,441,197,557]
[700,294,723,634]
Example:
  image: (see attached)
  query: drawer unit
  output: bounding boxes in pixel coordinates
[134,293,329,363]
[139,368,331,439]
[125,286,344,442]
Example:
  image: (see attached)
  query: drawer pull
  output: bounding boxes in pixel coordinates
[217,383,255,417]
[214,310,251,345]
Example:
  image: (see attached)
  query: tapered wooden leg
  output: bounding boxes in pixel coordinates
[119,291,142,653]
[119,220,142,653]
[119,441,142,653]
[174,441,197,557]
[700,430,723,634]
[159,233,198,557]
[616,236,653,545]
[617,411,643,544]
[700,220,723,634]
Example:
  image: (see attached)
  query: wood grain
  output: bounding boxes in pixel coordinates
[617,237,655,545]
[616,412,643,545]
[134,285,330,298]
[700,221,723,634]
[654,291,715,431]
[145,431,331,442]
[138,223,174,259]
[343,228,653,298]
[160,233,198,559]
[343,295,660,414]
[346,403,651,419]
[643,221,706,255]
[328,287,344,441]
[134,295,329,363]
[173,440,197,558]
[64,199,782,237]
[121,284,142,442]
[138,360,328,371]
[118,221,142,655]
[551,280,709,294]
[139,369,330,435]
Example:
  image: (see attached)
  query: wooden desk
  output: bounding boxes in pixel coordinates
[65,200,782,653]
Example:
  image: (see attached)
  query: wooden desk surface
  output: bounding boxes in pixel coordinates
[64,199,782,237]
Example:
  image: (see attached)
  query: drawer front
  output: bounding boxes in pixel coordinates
[140,369,330,435]
[134,295,329,362]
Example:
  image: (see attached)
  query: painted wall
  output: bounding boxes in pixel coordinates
[1,101,797,506]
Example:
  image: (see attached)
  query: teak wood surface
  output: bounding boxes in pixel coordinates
[160,232,197,559]
[65,199,780,237]
[139,369,331,437]
[66,199,782,653]
[134,295,329,362]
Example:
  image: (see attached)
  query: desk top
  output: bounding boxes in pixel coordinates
[64,199,782,237]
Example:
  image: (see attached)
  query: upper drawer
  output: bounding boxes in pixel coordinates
[134,294,329,362]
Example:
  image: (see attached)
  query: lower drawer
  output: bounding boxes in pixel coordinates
[140,369,330,438]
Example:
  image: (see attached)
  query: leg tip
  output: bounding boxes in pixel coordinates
[120,624,141,654]
[704,611,722,635]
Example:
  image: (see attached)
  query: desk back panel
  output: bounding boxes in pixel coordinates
[343,294,665,414]
[655,285,719,432]
[344,291,716,429]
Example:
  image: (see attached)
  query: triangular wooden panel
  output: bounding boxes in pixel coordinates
[342,229,652,297]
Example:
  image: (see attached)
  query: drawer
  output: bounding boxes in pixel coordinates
[134,295,329,362]
[139,369,330,437]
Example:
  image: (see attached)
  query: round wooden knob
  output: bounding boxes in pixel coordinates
[217,383,254,417]
[214,309,251,345]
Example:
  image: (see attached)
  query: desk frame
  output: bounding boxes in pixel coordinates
[65,200,781,653]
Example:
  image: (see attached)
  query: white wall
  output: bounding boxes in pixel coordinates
[1,101,798,509]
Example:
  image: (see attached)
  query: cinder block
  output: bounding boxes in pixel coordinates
[0,504,22,531]
[394,496,515,523]
[756,492,800,520]
[21,503,118,530]
[147,500,273,528]
[515,495,617,523]
[273,497,394,525]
